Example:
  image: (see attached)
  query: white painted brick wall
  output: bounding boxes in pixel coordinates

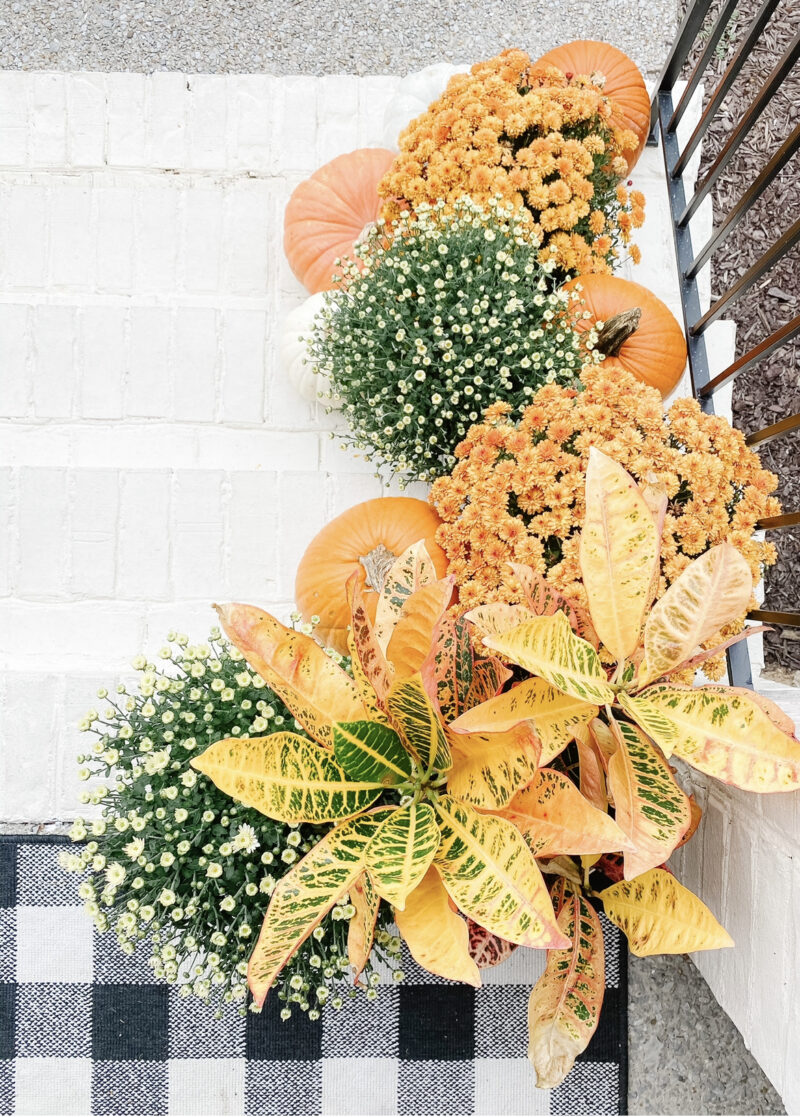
[0,70,798,1108]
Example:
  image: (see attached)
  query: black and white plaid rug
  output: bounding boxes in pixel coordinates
[0,835,627,1115]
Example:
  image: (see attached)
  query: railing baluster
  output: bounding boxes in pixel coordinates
[649,0,717,136]
[668,0,740,134]
[748,610,800,627]
[746,412,800,448]
[757,512,800,531]
[699,314,800,395]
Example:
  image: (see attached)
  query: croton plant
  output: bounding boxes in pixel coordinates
[193,448,800,1088]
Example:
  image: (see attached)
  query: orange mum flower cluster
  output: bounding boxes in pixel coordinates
[429,367,779,678]
[379,49,645,275]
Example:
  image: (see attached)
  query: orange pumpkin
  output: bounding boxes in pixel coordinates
[295,497,449,654]
[284,148,396,294]
[562,274,687,397]
[534,41,650,174]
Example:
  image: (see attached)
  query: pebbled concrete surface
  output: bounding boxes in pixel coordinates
[0,0,676,78]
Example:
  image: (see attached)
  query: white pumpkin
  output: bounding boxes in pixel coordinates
[381,63,470,150]
[280,292,339,404]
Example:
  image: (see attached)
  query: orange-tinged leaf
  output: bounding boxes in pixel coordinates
[500,768,629,857]
[467,919,518,969]
[434,796,569,949]
[621,683,800,792]
[606,717,690,879]
[346,575,394,707]
[574,725,607,812]
[675,795,702,849]
[394,866,481,987]
[589,718,618,766]
[373,541,439,653]
[347,872,380,982]
[528,881,605,1088]
[446,723,540,810]
[464,657,512,709]
[451,676,598,765]
[578,448,660,665]
[464,603,536,640]
[386,577,455,679]
[509,563,599,648]
[640,544,752,685]
[215,603,366,748]
[420,613,474,723]
[600,867,733,956]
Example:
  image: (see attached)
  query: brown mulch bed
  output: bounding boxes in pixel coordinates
[682,0,800,671]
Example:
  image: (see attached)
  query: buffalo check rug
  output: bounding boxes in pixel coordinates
[0,835,628,1116]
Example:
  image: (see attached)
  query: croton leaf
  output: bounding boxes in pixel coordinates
[445,723,541,810]
[606,717,690,879]
[419,613,474,724]
[573,725,608,812]
[191,733,383,823]
[451,675,598,765]
[578,448,660,666]
[386,673,451,773]
[386,578,455,680]
[484,612,616,706]
[464,603,536,640]
[373,541,439,653]
[346,574,394,708]
[528,880,605,1089]
[347,872,380,983]
[463,656,512,710]
[509,563,599,649]
[366,803,441,910]
[394,865,481,987]
[621,683,800,792]
[500,768,630,858]
[600,867,733,956]
[467,919,518,969]
[639,544,752,686]
[332,720,413,786]
[215,604,366,748]
[433,796,569,949]
[248,809,392,1005]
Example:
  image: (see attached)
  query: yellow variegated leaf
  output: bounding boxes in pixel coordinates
[386,578,455,679]
[578,447,660,665]
[600,867,733,957]
[606,717,690,879]
[528,880,605,1088]
[332,720,413,786]
[394,866,481,987]
[215,604,366,747]
[451,676,598,765]
[484,612,615,706]
[386,673,451,772]
[509,562,600,649]
[500,768,630,857]
[464,603,536,639]
[446,723,540,810]
[434,796,569,949]
[419,614,474,724]
[248,810,391,1005]
[191,733,383,823]
[346,574,394,710]
[373,541,439,653]
[640,544,753,685]
[622,683,800,792]
[347,872,380,982]
[366,803,440,909]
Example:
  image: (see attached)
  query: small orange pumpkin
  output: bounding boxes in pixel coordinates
[295,497,449,654]
[562,274,687,397]
[284,148,396,295]
[533,41,650,174]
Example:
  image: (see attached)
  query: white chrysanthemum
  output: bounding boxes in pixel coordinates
[233,823,259,854]
[124,838,145,861]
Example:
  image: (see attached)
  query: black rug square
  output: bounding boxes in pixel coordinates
[398,984,475,1061]
[246,993,322,1061]
[91,983,169,1061]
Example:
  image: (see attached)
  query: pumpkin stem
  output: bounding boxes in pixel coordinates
[359,543,397,593]
[595,307,641,357]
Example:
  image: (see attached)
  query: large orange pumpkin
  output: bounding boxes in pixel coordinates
[295,497,449,654]
[562,274,687,397]
[284,148,396,295]
[534,41,650,174]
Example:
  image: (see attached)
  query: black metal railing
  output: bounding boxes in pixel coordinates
[650,0,800,686]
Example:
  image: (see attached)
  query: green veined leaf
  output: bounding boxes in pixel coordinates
[366,803,440,909]
[578,448,660,665]
[451,676,598,765]
[386,673,451,772]
[639,544,752,686]
[500,768,630,857]
[433,796,569,949]
[606,716,690,879]
[420,613,474,723]
[191,732,383,823]
[394,866,481,987]
[332,720,413,786]
[621,683,800,792]
[463,656,512,710]
[373,541,439,653]
[248,809,391,1005]
[347,871,380,983]
[215,603,366,748]
[528,880,605,1089]
[445,723,541,810]
[509,563,600,648]
[600,867,733,957]
[484,612,615,706]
